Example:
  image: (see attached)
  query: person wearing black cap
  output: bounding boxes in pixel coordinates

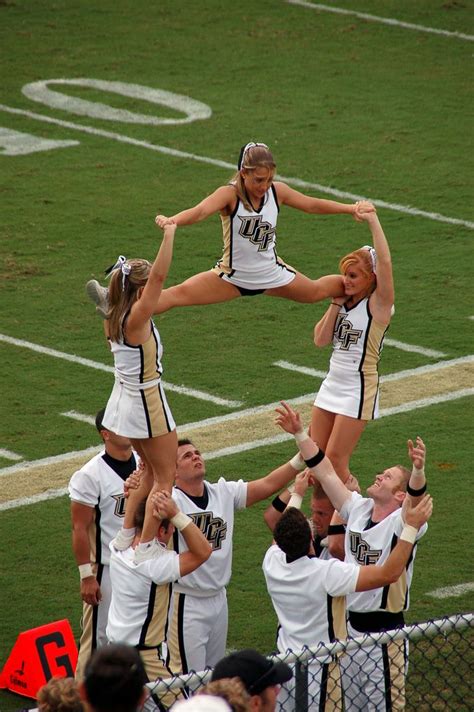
[211,648,292,712]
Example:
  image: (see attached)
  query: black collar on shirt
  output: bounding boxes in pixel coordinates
[101,451,136,481]
[175,483,209,510]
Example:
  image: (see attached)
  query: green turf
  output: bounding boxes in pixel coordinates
[1,1,473,709]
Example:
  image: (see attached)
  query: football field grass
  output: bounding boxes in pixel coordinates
[1,1,473,709]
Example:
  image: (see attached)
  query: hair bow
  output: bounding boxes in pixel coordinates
[105,255,132,290]
[361,245,377,274]
[237,141,269,169]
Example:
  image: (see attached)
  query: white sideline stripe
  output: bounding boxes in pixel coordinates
[0,103,472,231]
[0,332,242,408]
[380,354,474,383]
[427,583,474,599]
[0,445,102,478]
[1,355,472,479]
[286,1,474,42]
[2,387,472,511]
[273,354,474,383]
[383,338,446,358]
[380,388,474,417]
[0,449,23,461]
[273,360,327,378]
[1,387,472,509]
[0,487,69,511]
[62,410,96,425]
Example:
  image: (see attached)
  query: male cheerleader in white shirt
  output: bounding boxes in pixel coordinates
[107,492,211,711]
[262,472,431,711]
[275,401,429,712]
[124,437,308,677]
[69,408,137,679]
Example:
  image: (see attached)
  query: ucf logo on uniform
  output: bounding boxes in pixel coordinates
[349,531,382,565]
[190,512,227,550]
[111,493,127,517]
[238,215,276,252]
[334,314,363,350]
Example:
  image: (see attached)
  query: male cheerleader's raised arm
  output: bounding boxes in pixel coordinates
[275,401,351,514]
[402,436,427,518]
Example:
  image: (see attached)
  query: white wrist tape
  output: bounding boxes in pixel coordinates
[79,563,94,580]
[289,452,305,471]
[287,493,303,509]
[170,511,192,531]
[287,483,296,494]
[411,467,425,478]
[400,525,418,545]
[294,430,310,444]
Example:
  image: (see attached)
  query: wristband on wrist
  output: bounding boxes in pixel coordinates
[304,449,325,468]
[328,524,346,536]
[79,563,94,580]
[289,452,305,471]
[400,525,418,545]
[407,483,427,497]
[287,492,303,510]
[411,466,425,477]
[170,511,192,531]
[294,430,310,444]
[271,495,287,513]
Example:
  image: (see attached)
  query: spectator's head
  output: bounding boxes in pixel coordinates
[274,507,312,561]
[211,648,292,712]
[310,486,335,538]
[81,644,147,712]
[37,676,83,712]
[198,677,251,712]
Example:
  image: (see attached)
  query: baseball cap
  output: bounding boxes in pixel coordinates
[211,648,292,695]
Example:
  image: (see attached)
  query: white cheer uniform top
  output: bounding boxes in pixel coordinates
[330,298,387,374]
[263,545,359,653]
[340,492,427,614]
[68,450,137,565]
[171,478,247,597]
[110,318,163,387]
[214,185,294,289]
[107,543,180,647]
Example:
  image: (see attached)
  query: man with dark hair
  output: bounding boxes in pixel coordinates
[69,408,137,679]
[211,648,293,712]
[124,437,306,677]
[80,643,147,712]
[107,492,211,710]
[263,486,431,710]
[275,401,430,711]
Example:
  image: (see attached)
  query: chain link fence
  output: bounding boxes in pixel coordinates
[146,613,473,711]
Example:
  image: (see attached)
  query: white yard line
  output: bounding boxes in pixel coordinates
[1,385,472,511]
[273,354,473,381]
[273,360,327,379]
[427,583,474,599]
[0,332,242,408]
[286,1,474,42]
[383,339,446,358]
[61,411,96,425]
[0,449,23,461]
[0,103,472,231]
